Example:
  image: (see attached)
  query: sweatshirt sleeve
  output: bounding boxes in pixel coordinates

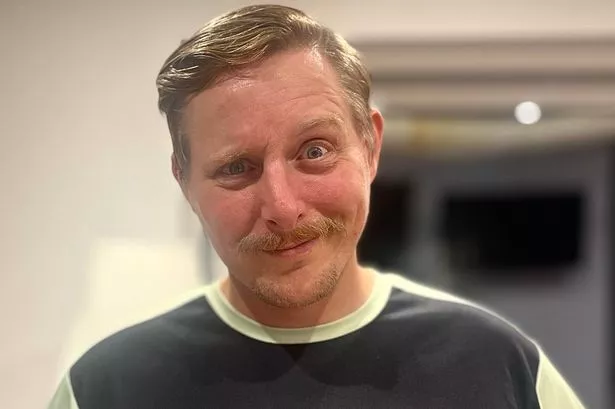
[535,347,586,409]
[48,373,80,409]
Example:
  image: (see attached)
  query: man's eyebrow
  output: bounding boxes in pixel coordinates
[208,150,249,168]
[296,114,346,135]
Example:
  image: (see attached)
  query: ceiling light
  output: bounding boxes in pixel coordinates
[515,101,542,125]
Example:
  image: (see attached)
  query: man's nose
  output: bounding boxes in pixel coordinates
[258,162,304,232]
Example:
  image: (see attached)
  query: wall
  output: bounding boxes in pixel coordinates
[1,0,614,407]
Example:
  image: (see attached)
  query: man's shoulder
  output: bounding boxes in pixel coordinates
[379,273,540,363]
[371,273,585,409]
[69,290,219,381]
[382,273,534,329]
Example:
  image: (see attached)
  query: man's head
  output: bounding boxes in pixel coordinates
[157,4,384,309]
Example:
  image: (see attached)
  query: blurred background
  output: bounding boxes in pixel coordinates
[1,0,613,407]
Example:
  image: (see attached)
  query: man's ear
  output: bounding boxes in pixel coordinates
[171,154,190,201]
[368,108,385,182]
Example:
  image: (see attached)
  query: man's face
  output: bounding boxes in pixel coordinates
[178,48,383,308]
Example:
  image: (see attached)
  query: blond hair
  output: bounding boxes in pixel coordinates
[156,4,372,174]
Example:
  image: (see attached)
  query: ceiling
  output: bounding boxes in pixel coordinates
[354,37,615,157]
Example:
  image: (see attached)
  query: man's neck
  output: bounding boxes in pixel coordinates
[220,262,375,329]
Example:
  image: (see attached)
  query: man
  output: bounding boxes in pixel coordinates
[49,5,585,408]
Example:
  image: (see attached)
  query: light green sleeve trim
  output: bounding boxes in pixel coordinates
[536,347,585,409]
[48,373,80,409]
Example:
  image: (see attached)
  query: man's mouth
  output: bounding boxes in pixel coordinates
[266,238,317,257]
[277,240,311,250]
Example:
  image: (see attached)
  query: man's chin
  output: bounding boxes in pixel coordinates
[250,265,341,309]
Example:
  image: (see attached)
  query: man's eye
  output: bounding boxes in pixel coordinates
[302,145,329,160]
[222,160,248,176]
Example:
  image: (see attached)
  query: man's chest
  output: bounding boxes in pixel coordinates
[97,340,526,409]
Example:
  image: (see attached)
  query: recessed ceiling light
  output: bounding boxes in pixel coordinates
[515,101,542,125]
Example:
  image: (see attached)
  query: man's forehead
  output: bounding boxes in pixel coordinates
[207,49,332,102]
[216,112,347,143]
[187,83,347,133]
[182,49,352,147]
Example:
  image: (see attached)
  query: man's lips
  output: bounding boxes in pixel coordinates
[277,240,312,251]
[265,238,317,256]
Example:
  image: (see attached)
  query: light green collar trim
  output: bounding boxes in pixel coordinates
[203,271,392,344]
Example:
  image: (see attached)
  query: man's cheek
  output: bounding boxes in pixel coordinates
[209,206,252,241]
[312,180,365,209]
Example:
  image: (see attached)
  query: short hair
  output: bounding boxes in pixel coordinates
[156,4,373,174]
